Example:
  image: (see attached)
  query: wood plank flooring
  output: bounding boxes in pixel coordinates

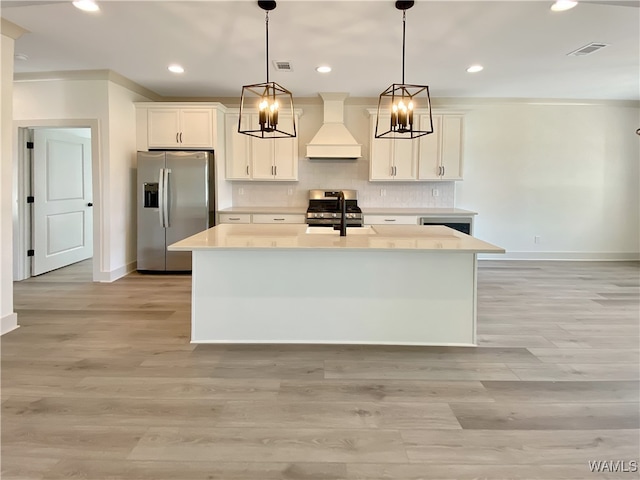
[2,260,639,479]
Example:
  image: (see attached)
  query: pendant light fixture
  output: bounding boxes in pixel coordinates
[238,1,296,139]
[375,1,433,139]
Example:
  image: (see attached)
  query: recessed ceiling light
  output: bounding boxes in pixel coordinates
[168,65,184,74]
[316,65,332,73]
[550,1,578,12]
[466,65,484,73]
[73,0,100,12]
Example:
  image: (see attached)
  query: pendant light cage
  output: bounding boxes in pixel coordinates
[239,82,296,139]
[375,1,433,140]
[238,1,296,139]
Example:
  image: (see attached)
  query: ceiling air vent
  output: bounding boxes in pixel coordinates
[273,61,293,72]
[567,42,610,56]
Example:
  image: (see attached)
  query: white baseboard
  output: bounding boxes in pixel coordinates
[478,251,640,261]
[1,312,19,335]
[95,261,137,283]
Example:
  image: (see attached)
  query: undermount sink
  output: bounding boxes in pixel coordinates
[305,226,377,235]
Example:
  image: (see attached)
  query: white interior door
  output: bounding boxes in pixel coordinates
[32,129,93,276]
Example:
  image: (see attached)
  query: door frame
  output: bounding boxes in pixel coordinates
[13,119,101,282]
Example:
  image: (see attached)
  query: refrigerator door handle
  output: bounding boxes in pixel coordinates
[163,168,171,227]
[158,168,165,227]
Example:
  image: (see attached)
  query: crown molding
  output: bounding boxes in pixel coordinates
[1,18,28,39]
[13,69,162,101]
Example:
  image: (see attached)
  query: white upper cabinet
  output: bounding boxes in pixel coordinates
[136,103,221,150]
[369,110,464,181]
[369,114,417,181]
[225,113,251,179]
[147,108,214,148]
[418,114,464,180]
[225,111,299,181]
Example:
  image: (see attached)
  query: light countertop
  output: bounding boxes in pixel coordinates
[218,206,476,216]
[169,224,504,253]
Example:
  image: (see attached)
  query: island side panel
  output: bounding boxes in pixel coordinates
[190,249,477,346]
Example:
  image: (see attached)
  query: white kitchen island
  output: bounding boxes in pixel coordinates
[169,224,504,346]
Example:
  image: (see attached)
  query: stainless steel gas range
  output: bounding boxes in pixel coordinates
[306,189,364,228]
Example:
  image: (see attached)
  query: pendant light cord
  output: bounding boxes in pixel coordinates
[265,10,270,83]
[401,9,406,85]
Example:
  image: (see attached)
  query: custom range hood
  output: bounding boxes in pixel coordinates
[305,92,362,159]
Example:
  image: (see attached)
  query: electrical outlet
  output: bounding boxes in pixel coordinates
[287,187,293,196]
[534,235,541,244]
[380,189,386,197]
[432,188,439,197]
[239,187,244,195]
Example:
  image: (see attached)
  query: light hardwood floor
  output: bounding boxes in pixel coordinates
[2,260,639,479]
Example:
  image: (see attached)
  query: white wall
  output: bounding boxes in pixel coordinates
[455,101,640,260]
[1,28,19,334]
[13,77,152,281]
[106,81,151,275]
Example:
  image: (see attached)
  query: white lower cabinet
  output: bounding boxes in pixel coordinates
[225,112,299,181]
[219,213,251,224]
[365,215,419,225]
[251,214,306,224]
[218,213,306,224]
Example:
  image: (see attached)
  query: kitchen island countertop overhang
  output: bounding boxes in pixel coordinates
[169,224,505,346]
[168,224,503,253]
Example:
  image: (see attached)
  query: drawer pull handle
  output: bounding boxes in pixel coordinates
[274,218,285,221]
[385,219,396,222]
[229,217,241,221]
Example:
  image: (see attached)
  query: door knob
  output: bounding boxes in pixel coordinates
[87,202,93,207]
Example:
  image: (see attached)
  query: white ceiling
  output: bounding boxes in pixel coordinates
[2,0,639,100]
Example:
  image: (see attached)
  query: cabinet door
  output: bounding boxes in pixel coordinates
[225,113,251,179]
[273,137,297,180]
[365,215,418,225]
[180,109,214,148]
[417,114,442,180]
[370,115,394,180]
[252,214,305,224]
[392,139,416,180]
[219,213,252,223]
[148,109,180,147]
[440,115,463,180]
[272,115,298,180]
[251,137,275,179]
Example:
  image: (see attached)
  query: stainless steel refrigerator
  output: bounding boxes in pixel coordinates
[137,151,215,272]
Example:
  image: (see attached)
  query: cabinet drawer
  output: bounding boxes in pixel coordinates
[219,213,251,224]
[364,215,418,225]
[251,214,306,224]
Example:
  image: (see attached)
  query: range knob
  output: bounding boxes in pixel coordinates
[314,213,320,218]
[332,213,338,218]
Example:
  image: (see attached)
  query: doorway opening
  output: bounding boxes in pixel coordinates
[14,120,100,282]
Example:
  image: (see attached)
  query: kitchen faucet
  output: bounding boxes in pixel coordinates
[336,191,347,236]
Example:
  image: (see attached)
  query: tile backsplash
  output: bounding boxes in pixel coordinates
[230,157,455,208]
